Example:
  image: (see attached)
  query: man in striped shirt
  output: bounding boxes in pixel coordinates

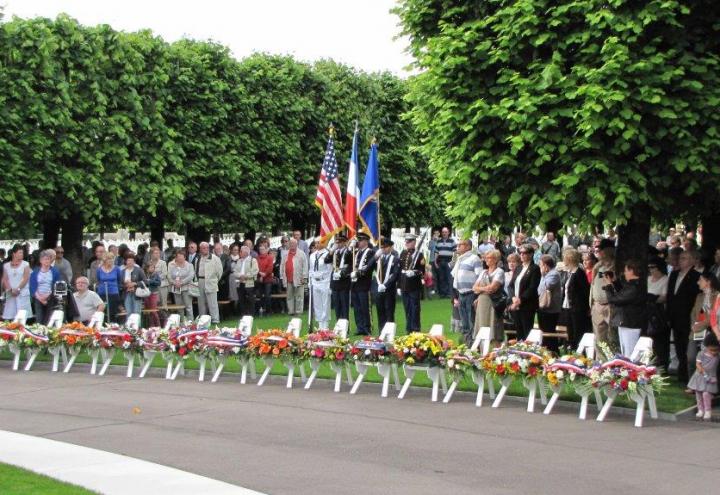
[451,239,483,345]
[434,227,457,298]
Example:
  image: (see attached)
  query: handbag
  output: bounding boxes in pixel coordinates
[135,282,151,299]
[489,287,507,314]
[187,281,200,298]
[539,289,551,309]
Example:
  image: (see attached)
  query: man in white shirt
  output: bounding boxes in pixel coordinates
[308,237,333,329]
[72,277,105,324]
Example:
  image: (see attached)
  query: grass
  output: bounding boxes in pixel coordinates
[1,298,696,413]
[0,462,97,495]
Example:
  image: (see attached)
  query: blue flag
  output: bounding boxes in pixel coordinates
[359,141,380,243]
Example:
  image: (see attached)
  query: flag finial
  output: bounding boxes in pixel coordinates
[328,123,335,137]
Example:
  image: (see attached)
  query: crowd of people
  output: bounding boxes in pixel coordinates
[3,227,720,400]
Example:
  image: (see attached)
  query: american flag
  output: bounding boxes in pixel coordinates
[315,136,344,241]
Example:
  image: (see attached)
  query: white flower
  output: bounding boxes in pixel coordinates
[556,370,564,379]
[448,359,455,368]
[232,346,240,354]
[364,349,371,356]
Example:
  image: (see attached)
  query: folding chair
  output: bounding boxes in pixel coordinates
[543,333,603,419]
[46,311,69,372]
[208,316,254,383]
[350,322,401,397]
[398,325,448,402]
[597,337,658,427]
[492,329,547,410]
[257,317,306,388]
[443,326,496,406]
[21,313,55,371]
[88,312,107,375]
[139,314,180,378]
[304,319,354,392]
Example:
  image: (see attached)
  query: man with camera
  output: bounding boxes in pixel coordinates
[590,238,616,346]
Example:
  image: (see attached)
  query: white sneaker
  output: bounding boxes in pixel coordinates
[696,410,705,418]
[703,411,712,421]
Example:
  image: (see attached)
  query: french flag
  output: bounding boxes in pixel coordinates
[344,128,360,238]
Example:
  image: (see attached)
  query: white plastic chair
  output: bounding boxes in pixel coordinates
[597,337,658,427]
[257,318,306,388]
[443,326,496,406]
[8,310,28,371]
[125,313,141,331]
[46,311,68,372]
[304,319,353,392]
[543,333,604,419]
[350,322,401,397]
[87,312,106,375]
[22,312,59,372]
[398,325,448,402]
[232,315,256,384]
[527,328,543,345]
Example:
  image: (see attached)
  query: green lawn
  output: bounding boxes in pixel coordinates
[0,463,97,495]
[1,298,695,413]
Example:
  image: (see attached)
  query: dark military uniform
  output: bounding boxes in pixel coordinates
[324,239,353,320]
[375,240,401,331]
[350,236,376,335]
[399,246,425,333]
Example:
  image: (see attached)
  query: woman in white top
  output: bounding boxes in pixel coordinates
[473,249,506,343]
[647,256,669,339]
[2,244,32,320]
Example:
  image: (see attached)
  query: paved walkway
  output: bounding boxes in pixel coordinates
[0,363,718,495]
[0,430,262,494]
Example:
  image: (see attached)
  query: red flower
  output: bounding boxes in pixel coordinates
[528,366,538,376]
[178,347,187,356]
[510,362,520,373]
[123,334,132,342]
[497,364,506,375]
[335,351,345,360]
[620,379,629,390]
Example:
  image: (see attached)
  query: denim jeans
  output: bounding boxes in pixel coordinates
[458,292,476,344]
[124,292,142,316]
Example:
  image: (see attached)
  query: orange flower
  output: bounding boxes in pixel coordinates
[278,339,288,349]
[260,343,271,355]
[272,347,280,356]
[66,336,77,345]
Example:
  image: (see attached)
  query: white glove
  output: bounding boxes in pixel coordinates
[332,272,341,280]
[378,283,386,293]
[351,271,358,279]
[404,270,416,277]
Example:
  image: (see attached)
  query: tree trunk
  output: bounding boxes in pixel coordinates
[149,215,165,250]
[701,213,720,252]
[42,216,60,250]
[616,205,650,285]
[60,210,84,284]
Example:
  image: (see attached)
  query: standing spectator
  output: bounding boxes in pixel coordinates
[590,239,615,346]
[143,262,161,327]
[709,248,720,280]
[121,252,146,318]
[499,235,516,266]
[214,241,231,302]
[647,257,669,351]
[256,244,275,315]
[243,239,259,258]
[309,238,334,329]
[281,238,309,317]
[450,239,482,345]
[583,251,597,284]
[664,251,701,383]
[231,245,259,317]
[428,230,440,295]
[168,249,194,320]
[163,238,175,261]
[537,255,562,342]
[561,248,591,349]
[193,242,224,324]
[504,253,520,295]
[293,230,309,257]
[29,249,60,325]
[150,247,169,308]
[274,236,289,279]
[350,233,375,335]
[2,244,32,321]
[186,242,198,264]
[689,272,720,380]
[71,277,104,324]
[508,244,541,340]
[87,244,105,288]
[666,246,683,275]
[54,246,73,284]
[434,227,457,298]
[471,249,504,344]
[541,232,561,261]
[603,259,647,356]
[688,332,719,421]
[96,252,122,322]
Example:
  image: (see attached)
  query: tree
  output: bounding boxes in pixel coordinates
[396,0,720,270]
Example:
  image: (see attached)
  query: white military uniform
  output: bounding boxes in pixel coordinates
[309,248,333,329]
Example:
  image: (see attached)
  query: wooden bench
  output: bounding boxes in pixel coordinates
[160,304,187,314]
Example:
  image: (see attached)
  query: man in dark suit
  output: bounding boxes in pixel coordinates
[350,233,376,335]
[509,244,541,340]
[664,251,700,383]
[375,238,401,331]
[399,234,426,333]
[325,234,353,321]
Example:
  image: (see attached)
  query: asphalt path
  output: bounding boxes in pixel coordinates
[0,362,717,495]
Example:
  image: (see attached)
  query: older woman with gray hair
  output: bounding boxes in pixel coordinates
[29,249,61,324]
[473,249,506,343]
